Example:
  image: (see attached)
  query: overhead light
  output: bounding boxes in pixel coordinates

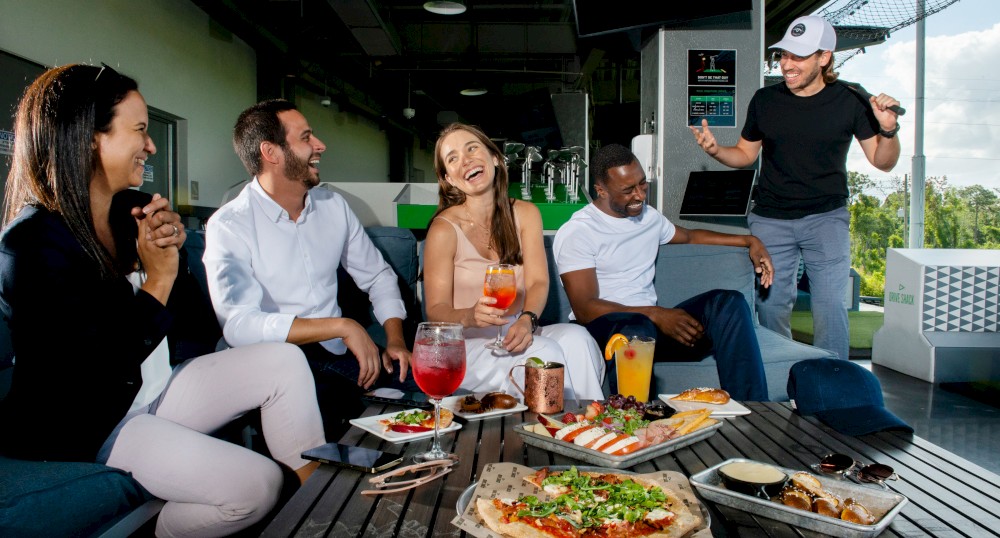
[460,88,488,96]
[423,1,466,15]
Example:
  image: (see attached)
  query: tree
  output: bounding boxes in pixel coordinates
[848,171,875,205]
[847,174,999,299]
[960,185,999,244]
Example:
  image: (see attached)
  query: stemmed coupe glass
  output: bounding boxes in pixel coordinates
[410,322,467,463]
[483,264,517,353]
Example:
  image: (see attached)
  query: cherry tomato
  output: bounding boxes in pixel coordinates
[603,417,613,425]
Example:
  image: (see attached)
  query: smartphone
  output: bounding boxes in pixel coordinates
[301,443,403,473]
[362,388,433,410]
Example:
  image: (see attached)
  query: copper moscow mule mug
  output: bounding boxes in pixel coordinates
[508,361,564,413]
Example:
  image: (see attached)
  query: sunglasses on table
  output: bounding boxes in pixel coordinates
[815,453,899,486]
[360,459,455,496]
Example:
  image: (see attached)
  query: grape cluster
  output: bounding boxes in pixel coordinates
[606,393,646,414]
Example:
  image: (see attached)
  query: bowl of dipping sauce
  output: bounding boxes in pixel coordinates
[718,461,788,499]
[642,403,674,421]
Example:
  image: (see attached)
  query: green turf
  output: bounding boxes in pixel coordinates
[789,310,884,350]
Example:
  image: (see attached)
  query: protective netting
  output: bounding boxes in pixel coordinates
[818,0,961,66]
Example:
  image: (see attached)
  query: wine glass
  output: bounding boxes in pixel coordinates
[410,322,467,463]
[483,264,517,352]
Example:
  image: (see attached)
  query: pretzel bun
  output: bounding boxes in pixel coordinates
[670,387,731,405]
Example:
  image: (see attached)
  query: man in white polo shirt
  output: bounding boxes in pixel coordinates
[553,144,771,400]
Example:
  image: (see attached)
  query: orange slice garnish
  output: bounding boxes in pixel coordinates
[604,333,629,361]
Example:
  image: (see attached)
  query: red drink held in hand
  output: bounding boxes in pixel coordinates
[412,339,466,399]
[485,284,516,310]
[484,264,517,352]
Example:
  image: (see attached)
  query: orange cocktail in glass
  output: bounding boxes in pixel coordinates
[615,336,655,402]
[484,264,516,352]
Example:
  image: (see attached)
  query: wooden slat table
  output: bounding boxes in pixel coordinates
[262,402,1000,537]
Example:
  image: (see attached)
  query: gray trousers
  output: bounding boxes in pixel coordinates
[106,342,326,537]
[748,206,851,361]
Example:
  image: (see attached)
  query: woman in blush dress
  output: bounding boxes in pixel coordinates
[422,123,605,401]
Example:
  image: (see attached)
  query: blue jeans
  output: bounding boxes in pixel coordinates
[748,207,851,360]
[584,289,768,401]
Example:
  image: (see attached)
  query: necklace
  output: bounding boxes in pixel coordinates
[466,208,491,230]
[465,208,493,250]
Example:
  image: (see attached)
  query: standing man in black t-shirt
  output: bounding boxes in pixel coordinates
[689,15,901,361]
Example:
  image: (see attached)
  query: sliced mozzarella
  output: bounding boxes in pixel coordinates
[594,433,628,452]
[554,421,587,441]
[601,435,640,454]
[543,483,570,496]
[587,432,619,450]
[562,424,598,443]
[645,508,674,522]
[574,426,609,447]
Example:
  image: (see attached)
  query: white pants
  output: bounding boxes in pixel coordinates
[106,343,326,537]
[462,321,606,402]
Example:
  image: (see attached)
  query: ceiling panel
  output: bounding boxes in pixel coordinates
[191,0,830,140]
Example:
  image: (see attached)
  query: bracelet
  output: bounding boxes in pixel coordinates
[879,122,900,138]
[519,311,538,333]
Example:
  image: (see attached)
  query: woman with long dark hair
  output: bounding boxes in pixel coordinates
[422,123,604,400]
[0,64,325,536]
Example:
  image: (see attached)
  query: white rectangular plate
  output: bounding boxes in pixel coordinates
[660,394,751,417]
[349,408,462,443]
[442,394,528,421]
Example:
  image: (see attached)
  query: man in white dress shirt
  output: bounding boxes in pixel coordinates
[204,99,413,430]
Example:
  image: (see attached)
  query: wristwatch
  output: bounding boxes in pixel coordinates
[519,311,538,333]
[879,122,900,139]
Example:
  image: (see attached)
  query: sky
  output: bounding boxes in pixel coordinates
[822,0,1000,194]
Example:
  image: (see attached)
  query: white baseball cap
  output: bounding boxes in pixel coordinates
[770,15,837,56]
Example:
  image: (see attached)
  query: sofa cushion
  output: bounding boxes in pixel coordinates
[338,226,420,347]
[0,457,152,537]
[544,238,837,401]
[541,236,573,326]
[653,244,755,315]
[647,327,835,402]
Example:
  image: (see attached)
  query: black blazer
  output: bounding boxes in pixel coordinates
[0,193,218,462]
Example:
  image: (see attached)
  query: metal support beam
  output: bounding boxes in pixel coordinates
[909,0,926,248]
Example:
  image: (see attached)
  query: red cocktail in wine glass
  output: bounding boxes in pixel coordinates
[410,322,466,463]
[483,263,516,352]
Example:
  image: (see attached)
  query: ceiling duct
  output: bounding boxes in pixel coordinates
[327,0,401,56]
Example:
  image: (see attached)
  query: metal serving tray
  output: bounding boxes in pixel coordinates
[690,458,908,538]
[514,420,722,469]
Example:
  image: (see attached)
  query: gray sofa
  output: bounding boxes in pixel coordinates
[538,239,837,402]
[197,223,835,402]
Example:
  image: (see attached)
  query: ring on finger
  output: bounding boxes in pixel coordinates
[170,224,180,237]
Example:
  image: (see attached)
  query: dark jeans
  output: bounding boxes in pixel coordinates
[300,343,421,439]
[584,289,768,401]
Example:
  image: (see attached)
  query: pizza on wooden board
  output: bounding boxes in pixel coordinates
[476,467,702,538]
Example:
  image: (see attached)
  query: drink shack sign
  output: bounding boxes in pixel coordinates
[887,283,915,305]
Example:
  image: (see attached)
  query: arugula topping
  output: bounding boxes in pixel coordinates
[515,467,669,527]
[392,410,430,425]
